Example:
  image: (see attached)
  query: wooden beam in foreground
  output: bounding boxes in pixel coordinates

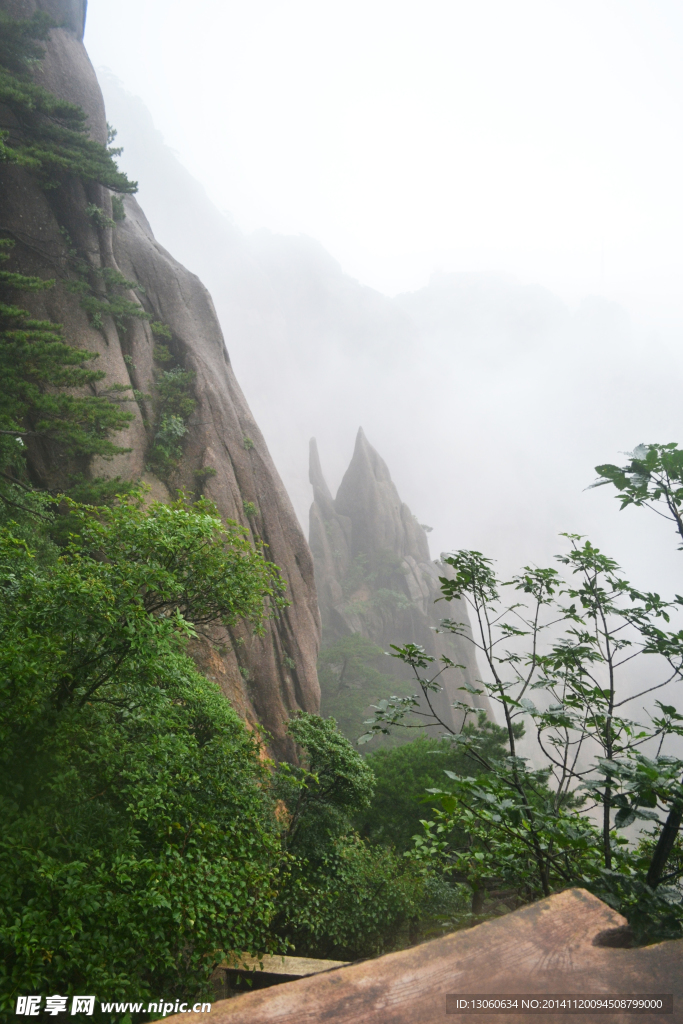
[167,889,683,1024]
[218,954,350,977]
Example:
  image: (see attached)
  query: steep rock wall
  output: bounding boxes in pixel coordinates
[310,429,492,732]
[0,0,321,757]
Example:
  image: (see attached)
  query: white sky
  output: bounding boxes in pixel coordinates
[85,0,683,326]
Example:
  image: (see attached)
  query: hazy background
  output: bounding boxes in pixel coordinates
[84,1,683,613]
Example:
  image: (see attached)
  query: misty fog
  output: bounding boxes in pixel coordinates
[81,0,683,748]
[96,64,682,613]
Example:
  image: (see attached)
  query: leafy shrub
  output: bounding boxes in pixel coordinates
[280,834,424,960]
[151,322,172,341]
[0,496,285,1012]
[147,368,197,480]
[271,713,427,958]
[355,726,510,852]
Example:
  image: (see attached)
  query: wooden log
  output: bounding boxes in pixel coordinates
[166,889,683,1023]
[218,954,351,977]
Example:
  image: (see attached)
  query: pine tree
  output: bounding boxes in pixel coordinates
[0,11,137,192]
[0,12,141,512]
[0,239,134,510]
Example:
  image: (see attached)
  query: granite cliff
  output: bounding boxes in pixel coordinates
[310,429,492,739]
[0,0,321,757]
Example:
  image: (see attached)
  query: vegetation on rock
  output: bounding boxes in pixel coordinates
[0,237,135,513]
[0,11,136,193]
[318,633,414,747]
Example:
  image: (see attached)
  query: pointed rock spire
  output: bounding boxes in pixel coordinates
[308,439,352,617]
[309,437,334,504]
[308,430,493,730]
[335,427,430,564]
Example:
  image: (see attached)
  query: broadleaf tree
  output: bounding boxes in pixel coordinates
[360,446,683,941]
[0,496,286,1012]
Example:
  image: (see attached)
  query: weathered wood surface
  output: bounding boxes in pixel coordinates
[166,889,683,1024]
[219,954,350,977]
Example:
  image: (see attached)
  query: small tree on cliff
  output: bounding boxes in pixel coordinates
[0,11,136,192]
[0,11,141,514]
[0,238,136,515]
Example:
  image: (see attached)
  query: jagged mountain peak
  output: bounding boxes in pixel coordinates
[335,427,430,565]
[309,435,492,736]
[308,437,333,505]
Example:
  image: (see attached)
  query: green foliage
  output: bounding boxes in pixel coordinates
[0,238,134,513]
[0,9,53,72]
[85,203,115,229]
[148,415,186,479]
[591,829,683,944]
[74,269,149,335]
[151,322,172,341]
[155,367,197,420]
[153,341,173,364]
[81,292,150,333]
[242,436,255,451]
[278,833,424,960]
[243,500,258,517]
[355,725,510,852]
[147,368,197,481]
[60,474,139,508]
[111,196,126,222]
[0,496,287,1011]
[0,12,145,483]
[361,526,683,939]
[60,246,150,340]
[275,712,375,856]
[593,442,683,549]
[272,714,424,958]
[318,633,414,747]
[0,12,136,193]
[412,768,605,914]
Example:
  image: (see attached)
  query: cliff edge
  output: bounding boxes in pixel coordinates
[0,0,321,757]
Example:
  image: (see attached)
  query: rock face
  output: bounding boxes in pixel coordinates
[310,429,492,732]
[0,0,321,758]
